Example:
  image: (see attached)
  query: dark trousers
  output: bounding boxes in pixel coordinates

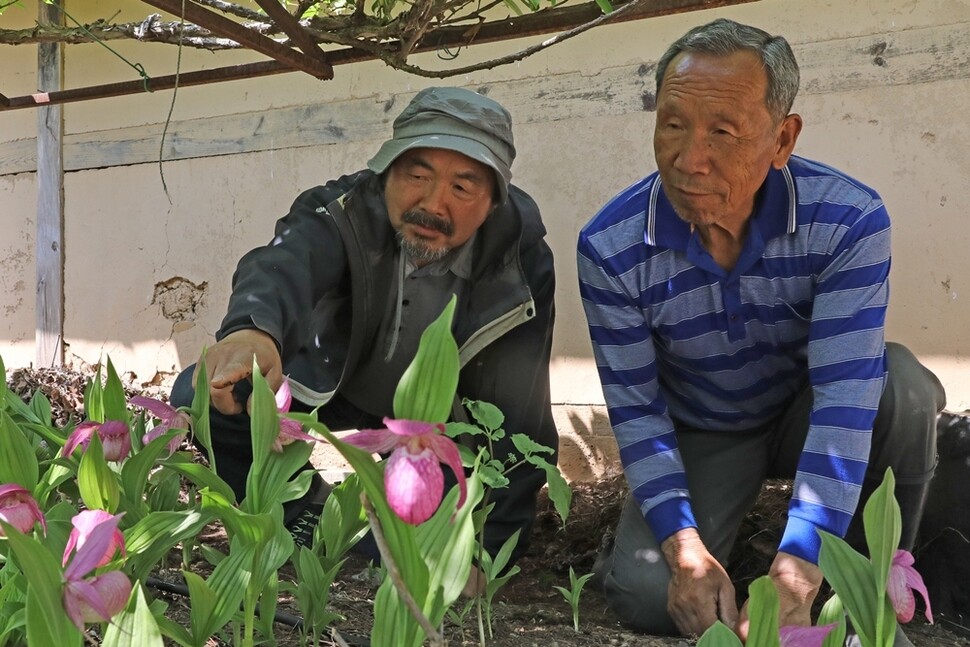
[595,342,946,635]
[170,365,384,523]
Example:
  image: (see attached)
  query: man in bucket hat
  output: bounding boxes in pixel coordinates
[170,87,557,592]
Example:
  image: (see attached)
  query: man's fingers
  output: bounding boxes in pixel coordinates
[262,364,284,394]
[210,385,244,415]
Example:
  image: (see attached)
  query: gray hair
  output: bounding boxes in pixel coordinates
[655,18,800,122]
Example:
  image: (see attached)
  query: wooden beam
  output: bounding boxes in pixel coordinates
[140,0,333,79]
[251,0,330,65]
[36,0,65,368]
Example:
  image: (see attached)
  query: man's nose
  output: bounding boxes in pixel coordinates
[419,179,450,216]
[673,131,712,174]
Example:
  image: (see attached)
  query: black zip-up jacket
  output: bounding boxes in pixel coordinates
[219,170,557,561]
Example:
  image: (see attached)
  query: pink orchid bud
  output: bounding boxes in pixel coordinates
[61,511,131,629]
[888,549,933,624]
[129,395,190,456]
[62,509,126,568]
[0,484,47,536]
[63,570,132,630]
[270,379,320,453]
[62,420,132,462]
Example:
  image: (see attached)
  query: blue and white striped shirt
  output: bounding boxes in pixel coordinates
[577,156,890,563]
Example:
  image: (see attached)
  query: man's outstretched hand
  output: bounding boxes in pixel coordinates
[662,528,739,637]
[193,329,283,415]
[736,551,823,642]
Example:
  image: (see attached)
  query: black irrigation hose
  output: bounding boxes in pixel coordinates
[144,575,372,646]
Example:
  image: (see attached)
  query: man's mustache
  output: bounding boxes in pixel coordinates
[402,209,454,236]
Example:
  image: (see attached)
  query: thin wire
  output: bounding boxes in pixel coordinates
[55,5,152,92]
[158,0,186,203]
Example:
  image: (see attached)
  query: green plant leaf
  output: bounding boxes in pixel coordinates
[124,510,213,582]
[818,530,878,647]
[0,355,6,409]
[511,432,555,457]
[745,576,781,647]
[318,474,368,560]
[158,454,236,503]
[464,399,504,432]
[697,620,744,647]
[533,456,572,525]
[85,365,104,423]
[0,410,39,490]
[393,296,459,423]
[121,428,181,511]
[102,584,164,647]
[864,467,900,596]
[77,433,120,512]
[819,593,848,647]
[418,473,484,612]
[102,357,130,422]
[28,391,52,427]
[182,571,217,647]
[195,542,254,642]
[190,353,214,473]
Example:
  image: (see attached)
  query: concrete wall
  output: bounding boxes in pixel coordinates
[2,0,968,481]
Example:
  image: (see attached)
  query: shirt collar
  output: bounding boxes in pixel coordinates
[645,164,797,249]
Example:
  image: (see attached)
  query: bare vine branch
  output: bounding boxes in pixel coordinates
[374,0,652,77]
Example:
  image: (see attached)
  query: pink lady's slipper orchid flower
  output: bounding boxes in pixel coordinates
[888,549,933,624]
[129,395,191,456]
[62,509,126,569]
[62,512,132,630]
[272,378,320,453]
[343,417,467,525]
[62,420,131,462]
[780,623,837,647]
[0,484,47,536]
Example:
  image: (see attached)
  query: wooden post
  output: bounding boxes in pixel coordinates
[36,0,65,368]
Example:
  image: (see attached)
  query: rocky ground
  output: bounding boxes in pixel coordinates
[7,366,970,646]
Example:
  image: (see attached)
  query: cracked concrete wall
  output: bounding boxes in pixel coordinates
[0,173,36,369]
[2,0,969,480]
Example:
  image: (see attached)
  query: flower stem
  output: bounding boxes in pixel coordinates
[361,494,445,647]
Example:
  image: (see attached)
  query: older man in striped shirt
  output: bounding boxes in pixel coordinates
[578,18,945,645]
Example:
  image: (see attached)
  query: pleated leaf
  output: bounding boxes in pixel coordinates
[818,530,878,647]
[393,297,459,423]
[77,434,120,513]
[863,468,901,596]
[102,584,164,647]
[698,620,744,647]
[0,410,39,490]
[745,576,781,647]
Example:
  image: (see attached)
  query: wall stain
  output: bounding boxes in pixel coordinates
[869,40,889,66]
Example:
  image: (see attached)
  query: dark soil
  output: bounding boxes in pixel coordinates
[7,366,970,647]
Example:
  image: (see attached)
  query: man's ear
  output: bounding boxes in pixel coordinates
[772,113,803,169]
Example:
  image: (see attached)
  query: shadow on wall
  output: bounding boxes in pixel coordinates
[554,405,620,483]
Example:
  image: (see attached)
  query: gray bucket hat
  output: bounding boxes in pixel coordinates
[367,86,516,204]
